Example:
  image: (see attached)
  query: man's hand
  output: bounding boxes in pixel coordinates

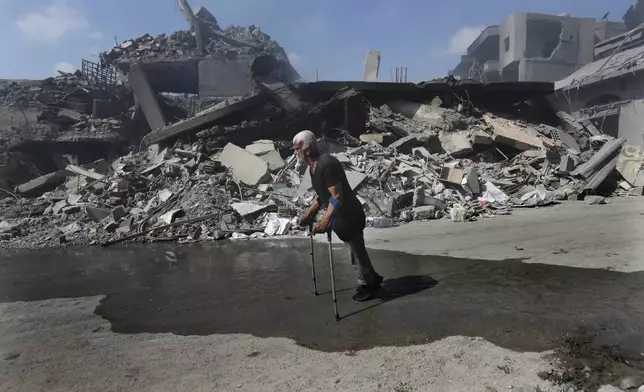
[312,217,331,234]
[298,213,312,228]
[299,197,320,228]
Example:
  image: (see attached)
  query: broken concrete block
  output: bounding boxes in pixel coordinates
[585,196,606,205]
[557,111,585,134]
[346,170,367,191]
[59,222,81,236]
[218,143,270,185]
[158,209,183,225]
[62,205,81,215]
[112,206,127,221]
[422,197,447,211]
[58,108,83,122]
[360,133,394,146]
[67,194,82,205]
[0,221,16,234]
[258,149,285,172]
[232,202,272,217]
[412,147,432,159]
[388,101,444,127]
[245,140,275,155]
[389,135,424,153]
[86,206,110,222]
[16,171,67,197]
[158,189,174,203]
[66,165,104,181]
[440,167,465,185]
[619,180,633,190]
[52,200,68,215]
[439,131,473,157]
[555,129,581,155]
[412,206,440,220]
[483,114,546,151]
[462,167,480,194]
[629,186,644,196]
[559,154,577,172]
[471,130,494,145]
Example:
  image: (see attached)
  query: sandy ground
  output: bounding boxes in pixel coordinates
[0,296,557,392]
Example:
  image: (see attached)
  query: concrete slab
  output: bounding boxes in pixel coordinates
[231,202,272,217]
[439,131,473,157]
[258,150,285,172]
[346,170,367,191]
[484,114,546,151]
[556,129,581,155]
[65,165,104,181]
[388,101,444,127]
[198,58,254,98]
[246,141,276,155]
[16,171,67,197]
[217,143,270,186]
[129,63,166,132]
[86,206,110,222]
[389,135,423,153]
[359,133,394,145]
[143,95,265,146]
[440,167,465,185]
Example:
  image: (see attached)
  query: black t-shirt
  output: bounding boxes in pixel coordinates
[311,154,365,241]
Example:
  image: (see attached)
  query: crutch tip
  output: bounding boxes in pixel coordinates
[334,315,340,321]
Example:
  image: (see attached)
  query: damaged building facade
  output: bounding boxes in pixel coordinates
[451,12,624,82]
[553,23,644,147]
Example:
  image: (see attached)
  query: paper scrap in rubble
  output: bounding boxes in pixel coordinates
[479,181,509,204]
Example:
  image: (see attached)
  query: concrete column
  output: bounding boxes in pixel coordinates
[363,50,381,82]
[129,63,166,132]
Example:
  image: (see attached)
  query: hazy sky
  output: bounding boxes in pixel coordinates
[0,0,635,81]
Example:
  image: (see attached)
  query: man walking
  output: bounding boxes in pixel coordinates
[294,130,384,301]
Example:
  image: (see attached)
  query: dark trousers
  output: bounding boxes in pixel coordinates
[345,231,379,286]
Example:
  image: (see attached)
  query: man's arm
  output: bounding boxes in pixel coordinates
[313,183,342,234]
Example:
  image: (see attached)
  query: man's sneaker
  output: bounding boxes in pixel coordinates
[352,275,384,302]
[352,287,377,301]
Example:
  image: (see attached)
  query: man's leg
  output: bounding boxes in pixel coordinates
[348,231,382,300]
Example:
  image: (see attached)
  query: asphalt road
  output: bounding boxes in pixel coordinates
[0,199,643,391]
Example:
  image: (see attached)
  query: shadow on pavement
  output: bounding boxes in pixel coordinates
[340,275,438,319]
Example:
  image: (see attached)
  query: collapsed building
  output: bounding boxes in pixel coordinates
[0,3,642,250]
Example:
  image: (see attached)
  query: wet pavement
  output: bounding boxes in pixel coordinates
[0,239,642,361]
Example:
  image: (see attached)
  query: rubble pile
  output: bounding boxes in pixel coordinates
[0,71,134,147]
[100,31,199,65]
[1,82,641,250]
[100,14,292,70]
